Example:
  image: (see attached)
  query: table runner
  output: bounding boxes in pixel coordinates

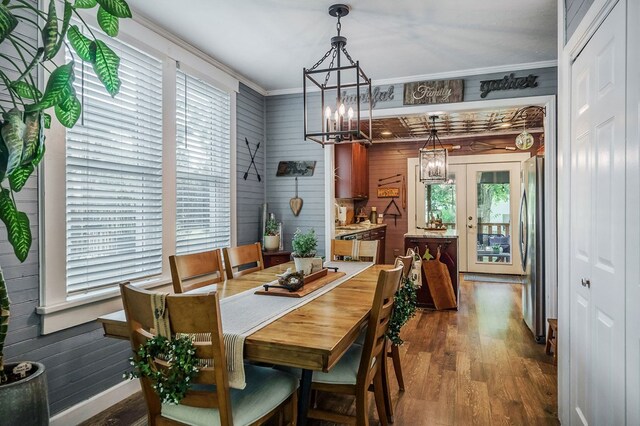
[217,261,373,389]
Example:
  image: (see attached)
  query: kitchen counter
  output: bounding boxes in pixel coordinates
[335,223,387,238]
[404,228,458,239]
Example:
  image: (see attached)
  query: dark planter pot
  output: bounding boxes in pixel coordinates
[0,362,49,425]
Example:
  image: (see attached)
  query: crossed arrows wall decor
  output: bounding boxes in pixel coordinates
[243,137,262,182]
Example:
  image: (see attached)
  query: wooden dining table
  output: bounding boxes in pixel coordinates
[98,261,388,425]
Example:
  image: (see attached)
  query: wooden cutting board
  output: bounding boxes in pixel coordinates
[422,249,457,309]
[255,270,346,298]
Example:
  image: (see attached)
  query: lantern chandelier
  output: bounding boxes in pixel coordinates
[303,4,372,146]
[419,115,448,184]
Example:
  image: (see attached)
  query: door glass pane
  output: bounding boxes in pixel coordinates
[424,173,456,229]
[475,171,511,263]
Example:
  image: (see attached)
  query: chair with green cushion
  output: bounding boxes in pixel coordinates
[120,283,298,426]
[294,263,404,425]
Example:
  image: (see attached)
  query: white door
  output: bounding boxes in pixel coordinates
[415,164,467,270]
[569,2,626,425]
[465,162,522,274]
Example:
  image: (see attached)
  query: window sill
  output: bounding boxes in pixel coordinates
[36,277,173,334]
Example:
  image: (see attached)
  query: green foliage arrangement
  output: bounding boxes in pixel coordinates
[291,228,317,258]
[124,335,200,405]
[387,276,418,346]
[264,217,279,236]
[0,0,131,384]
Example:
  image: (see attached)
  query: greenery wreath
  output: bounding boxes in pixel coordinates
[387,276,418,346]
[124,334,200,404]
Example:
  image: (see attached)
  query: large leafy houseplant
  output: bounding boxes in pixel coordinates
[0,0,131,384]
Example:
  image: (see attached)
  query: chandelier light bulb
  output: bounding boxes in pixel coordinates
[338,103,346,116]
[348,107,354,119]
[325,106,332,119]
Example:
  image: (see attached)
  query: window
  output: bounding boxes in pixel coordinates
[176,70,231,254]
[64,32,164,295]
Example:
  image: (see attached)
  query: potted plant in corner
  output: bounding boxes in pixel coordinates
[291,228,319,275]
[263,217,280,251]
[0,1,131,423]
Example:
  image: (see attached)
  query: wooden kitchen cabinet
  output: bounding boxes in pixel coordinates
[335,142,368,199]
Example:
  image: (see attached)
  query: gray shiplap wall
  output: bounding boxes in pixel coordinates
[566,0,595,41]
[266,94,326,256]
[3,83,264,415]
[236,84,267,245]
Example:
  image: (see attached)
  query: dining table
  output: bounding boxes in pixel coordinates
[98,261,389,425]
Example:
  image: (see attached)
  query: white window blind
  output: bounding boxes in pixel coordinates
[65,30,163,295]
[176,69,231,254]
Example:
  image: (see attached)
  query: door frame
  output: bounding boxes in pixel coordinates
[557,0,622,423]
[408,153,530,273]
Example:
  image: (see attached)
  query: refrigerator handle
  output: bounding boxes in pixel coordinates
[519,190,528,271]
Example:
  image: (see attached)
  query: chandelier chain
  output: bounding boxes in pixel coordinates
[309,46,334,72]
[337,16,341,36]
[341,46,356,66]
[323,49,338,87]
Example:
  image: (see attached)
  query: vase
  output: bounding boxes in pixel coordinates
[293,257,314,275]
[0,362,49,425]
[264,235,280,251]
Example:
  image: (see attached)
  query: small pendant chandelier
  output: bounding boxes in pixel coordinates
[419,115,448,184]
[303,4,372,146]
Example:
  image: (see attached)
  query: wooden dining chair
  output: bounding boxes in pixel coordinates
[306,263,404,426]
[169,249,225,293]
[330,239,357,261]
[222,242,265,279]
[120,283,298,426]
[387,254,413,392]
[357,240,379,263]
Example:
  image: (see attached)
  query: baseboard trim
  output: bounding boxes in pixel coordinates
[50,379,141,426]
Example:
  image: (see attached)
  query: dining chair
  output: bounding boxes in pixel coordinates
[387,254,413,392]
[169,249,225,293]
[357,240,379,263]
[120,283,298,426]
[330,239,357,261]
[223,242,265,279]
[305,263,404,426]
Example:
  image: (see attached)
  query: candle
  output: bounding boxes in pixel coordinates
[324,106,331,132]
[348,107,354,132]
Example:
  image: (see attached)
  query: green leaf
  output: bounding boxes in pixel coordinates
[0,4,18,44]
[0,132,8,183]
[50,1,73,59]
[28,62,75,111]
[10,81,42,100]
[0,109,26,176]
[55,96,82,128]
[21,112,43,163]
[0,189,32,262]
[32,144,46,167]
[95,0,131,18]
[43,113,52,129]
[74,0,97,8]
[97,6,119,36]
[9,163,33,192]
[90,40,120,96]
[67,25,92,62]
[42,0,59,60]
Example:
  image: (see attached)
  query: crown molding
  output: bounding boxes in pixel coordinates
[130,10,267,96]
[265,59,558,97]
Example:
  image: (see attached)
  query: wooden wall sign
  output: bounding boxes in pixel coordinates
[276,161,316,177]
[479,73,538,98]
[403,79,464,105]
[377,187,400,198]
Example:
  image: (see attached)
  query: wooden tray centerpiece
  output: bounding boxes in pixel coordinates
[255,267,346,298]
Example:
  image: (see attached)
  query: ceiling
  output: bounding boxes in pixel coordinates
[127,0,557,92]
[366,106,545,141]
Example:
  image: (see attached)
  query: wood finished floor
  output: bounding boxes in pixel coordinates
[83,277,558,426]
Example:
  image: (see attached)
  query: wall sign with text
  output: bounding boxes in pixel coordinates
[403,79,464,105]
[479,73,539,98]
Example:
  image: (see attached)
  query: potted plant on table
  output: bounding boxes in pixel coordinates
[0,1,130,422]
[291,228,320,275]
[263,217,280,251]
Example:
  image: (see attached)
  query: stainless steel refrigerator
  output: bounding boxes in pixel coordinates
[519,156,545,343]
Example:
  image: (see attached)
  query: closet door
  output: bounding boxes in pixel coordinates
[569,2,626,425]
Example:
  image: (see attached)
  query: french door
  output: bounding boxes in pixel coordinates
[465,162,522,274]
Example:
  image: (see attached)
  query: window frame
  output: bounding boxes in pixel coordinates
[38,13,237,334]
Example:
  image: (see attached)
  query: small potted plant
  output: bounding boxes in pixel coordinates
[264,218,280,251]
[492,244,502,254]
[291,228,319,275]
